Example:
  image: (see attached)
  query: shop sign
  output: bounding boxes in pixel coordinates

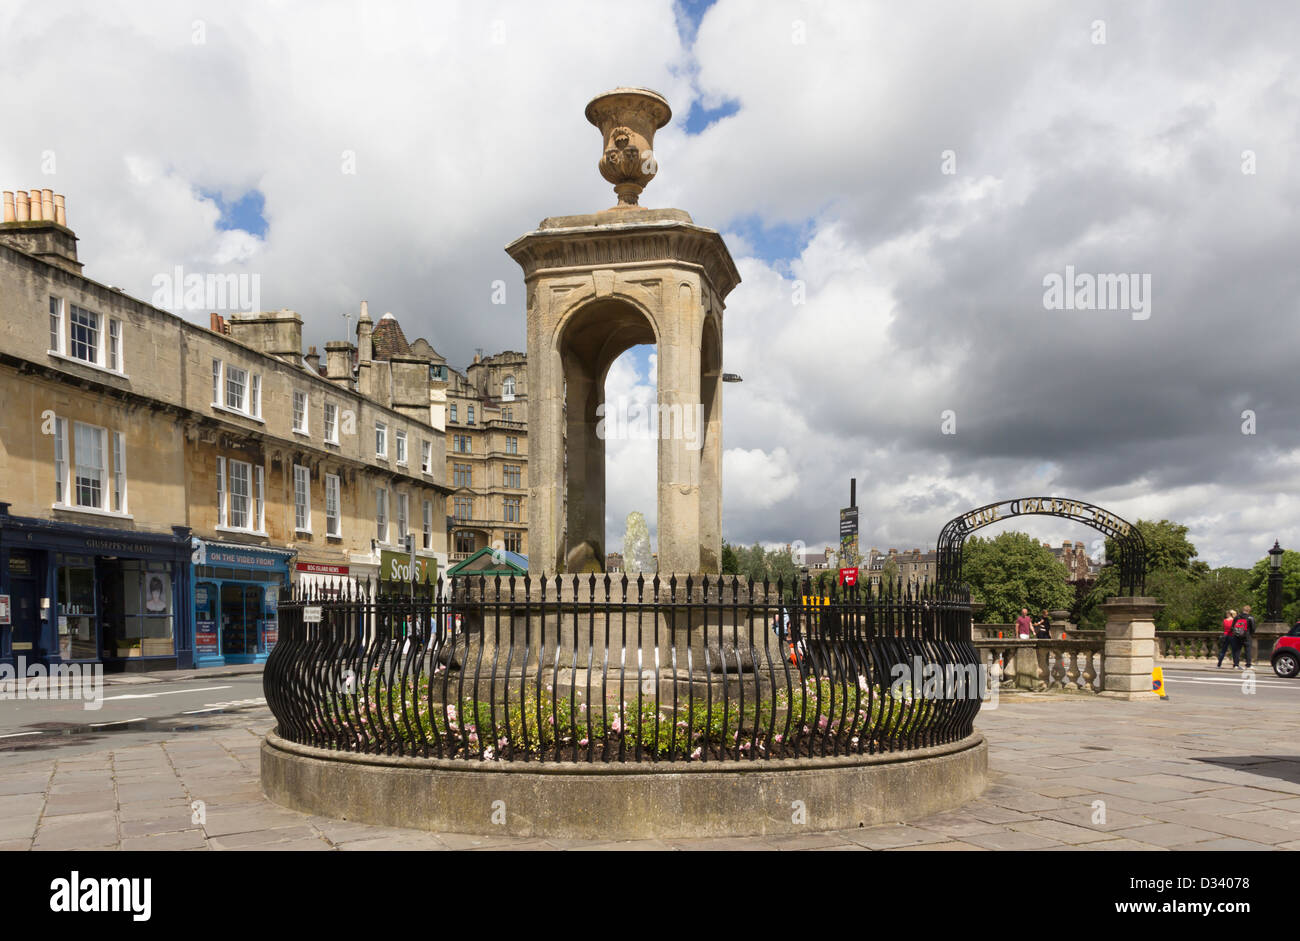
[196,621,218,654]
[204,545,285,569]
[380,550,435,584]
[7,557,31,576]
[296,562,349,575]
[264,623,278,649]
[303,606,323,624]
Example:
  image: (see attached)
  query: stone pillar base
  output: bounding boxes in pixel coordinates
[1097,689,1162,702]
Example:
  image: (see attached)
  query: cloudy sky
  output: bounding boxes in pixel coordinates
[3,1,1298,567]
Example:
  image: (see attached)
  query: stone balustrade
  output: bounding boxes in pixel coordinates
[973,638,1105,693]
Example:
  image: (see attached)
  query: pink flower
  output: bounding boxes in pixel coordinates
[775,733,783,743]
[579,738,589,746]
[610,714,623,734]
[690,747,702,760]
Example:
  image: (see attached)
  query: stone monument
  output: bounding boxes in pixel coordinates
[507,88,741,574]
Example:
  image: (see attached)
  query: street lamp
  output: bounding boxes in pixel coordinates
[1267,540,1285,623]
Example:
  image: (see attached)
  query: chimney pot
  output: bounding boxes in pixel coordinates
[2,191,12,223]
[15,191,29,221]
[53,194,66,226]
[41,189,54,221]
[28,189,42,221]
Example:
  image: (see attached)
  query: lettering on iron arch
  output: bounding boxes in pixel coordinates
[938,496,1145,595]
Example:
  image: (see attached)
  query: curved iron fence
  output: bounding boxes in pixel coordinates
[264,574,981,763]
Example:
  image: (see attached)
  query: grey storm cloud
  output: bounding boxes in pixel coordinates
[2,0,1297,567]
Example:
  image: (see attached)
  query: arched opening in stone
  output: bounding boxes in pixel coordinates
[555,297,657,573]
[602,343,658,572]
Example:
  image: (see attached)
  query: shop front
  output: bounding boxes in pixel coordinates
[293,560,351,599]
[191,540,293,667]
[0,504,193,670]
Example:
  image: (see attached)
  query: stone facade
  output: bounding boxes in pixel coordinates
[0,198,449,668]
[506,89,740,575]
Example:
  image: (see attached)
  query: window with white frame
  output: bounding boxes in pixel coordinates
[216,458,264,533]
[72,422,106,509]
[397,492,409,539]
[216,458,226,526]
[215,361,262,419]
[502,375,515,399]
[467,405,475,425]
[506,436,518,455]
[294,464,311,532]
[108,319,121,372]
[449,403,458,423]
[396,430,407,465]
[49,297,63,354]
[504,497,520,523]
[69,305,99,364]
[228,460,251,528]
[112,431,126,513]
[51,418,127,516]
[422,499,433,549]
[324,402,339,444]
[49,300,122,372]
[225,365,248,411]
[375,422,387,458]
[421,440,432,474]
[325,474,341,537]
[293,391,308,434]
[53,417,67,505]
[376,487,388,542]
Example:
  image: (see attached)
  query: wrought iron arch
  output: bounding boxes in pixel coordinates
[936,497,1146,596]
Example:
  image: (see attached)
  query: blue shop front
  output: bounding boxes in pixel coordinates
[0,503,193,671]
[191,539,293,667]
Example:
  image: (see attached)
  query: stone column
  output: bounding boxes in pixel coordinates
[1099,597,1162,701]
[1256,621,1288,667]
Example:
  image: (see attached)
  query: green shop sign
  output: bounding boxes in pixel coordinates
[379,550,436,584]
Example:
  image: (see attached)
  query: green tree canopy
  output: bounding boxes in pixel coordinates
[1104,518,1205,576]
[961,531,1073,623]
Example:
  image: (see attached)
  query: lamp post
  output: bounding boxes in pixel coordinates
[1267,541,1285,623]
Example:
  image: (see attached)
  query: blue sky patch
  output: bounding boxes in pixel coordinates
[674,0,717,45]
[725,214,815,270]
[200,187,267,238]
[683,97,740,135]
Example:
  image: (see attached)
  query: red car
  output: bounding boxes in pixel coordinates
[1271,626,1300,678]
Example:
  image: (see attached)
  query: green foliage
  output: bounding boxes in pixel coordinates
[1246,550,1300,624]
[1105,518,1203,576]
[721,541,739,575]
[961,531,1073,622]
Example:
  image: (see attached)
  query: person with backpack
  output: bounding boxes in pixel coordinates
[1240,605,1256,668]
[1217,609,1237,668]
[1225,609,1252,669]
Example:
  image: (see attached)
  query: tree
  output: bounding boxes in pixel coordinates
[961,531,1073,623]
[1193,567,1252,628]
[721,541,739,575]
[879,557,899,590]
[1105,518,1202,576]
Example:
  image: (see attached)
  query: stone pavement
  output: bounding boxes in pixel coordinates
[3,671,1299,850]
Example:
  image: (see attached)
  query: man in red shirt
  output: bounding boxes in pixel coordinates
[1015,608,1034,638]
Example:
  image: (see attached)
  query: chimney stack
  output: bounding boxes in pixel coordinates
[305,345,321,374]
[357,301,373,363]
[0,189,81,272]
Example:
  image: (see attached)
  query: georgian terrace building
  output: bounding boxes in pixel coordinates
[0,190,448,671]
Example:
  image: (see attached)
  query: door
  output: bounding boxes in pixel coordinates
[8,570,40,658]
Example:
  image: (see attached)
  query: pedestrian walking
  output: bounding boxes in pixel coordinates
[1240,604,1256,668]
[1216,609,1236,668]
[1015,608,1034,639]
[1033,609,1052,639]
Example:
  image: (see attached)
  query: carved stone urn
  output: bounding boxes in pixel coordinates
[584,87,672,207]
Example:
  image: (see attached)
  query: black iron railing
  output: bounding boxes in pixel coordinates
[264,575,981,762]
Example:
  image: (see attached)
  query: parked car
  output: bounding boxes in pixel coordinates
[1270,625,1300,678]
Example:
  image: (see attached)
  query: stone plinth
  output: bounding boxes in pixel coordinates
[1099,597,1163,701]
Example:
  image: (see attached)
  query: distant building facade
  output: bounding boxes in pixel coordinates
[0,190,449,671]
